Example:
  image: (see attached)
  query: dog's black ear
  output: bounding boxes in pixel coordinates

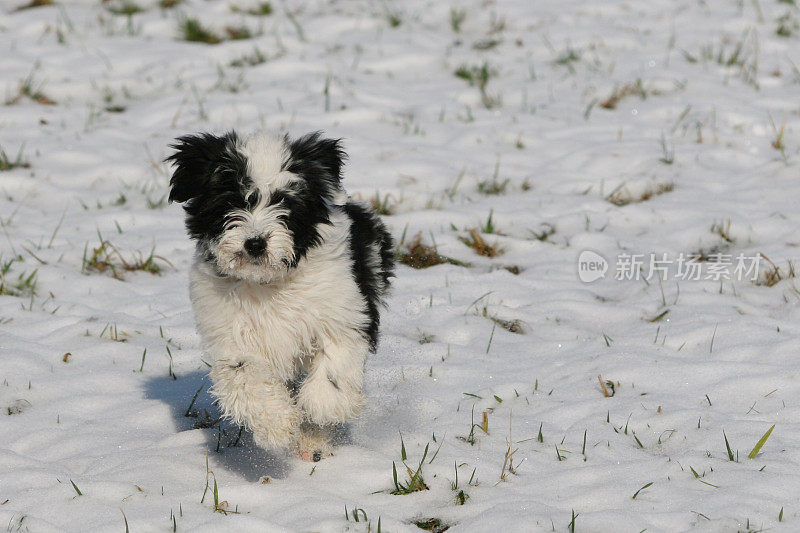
[165,132,238,203]
[287,132,347,188]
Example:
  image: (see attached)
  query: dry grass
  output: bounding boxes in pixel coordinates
[599,79,647,109]
[180,18,221,44]
[369,191,397,215]
[396,233,468,269]
[82,240,171,279]
[770,117,787,160]
[607,181,674,206]
[689,246,726,262]
[414,518,449,532]
[460,229,503,257]
[0,145,30,172]
[711,219,734,243]
[477,177,509,195]
[500,413,524,482]
[529,223,555,242]
[772,123,786,151]
[5,73,56,106]
[757,254,796,287]
[14,0,52,10]
[481,308,523,333]
[491,316,523,333]
[225,25,252,40]
[105,1,144,15]
[229,48,267,68]
[454,62,501,109]
[598,375,616,397]
[230,2,272,15]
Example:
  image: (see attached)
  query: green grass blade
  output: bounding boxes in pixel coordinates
[419,442,430,466]
[428,435,446,464]
[70,479,83,496]
[748,424,775,459]
[723,430,735,461]
[697,478,719,488]
[632,481,653,499]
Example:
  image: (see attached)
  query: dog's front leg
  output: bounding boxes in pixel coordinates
[296,335,368,426]
[210,359,302,450]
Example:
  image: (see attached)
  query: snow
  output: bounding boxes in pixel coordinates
[1,0,800,531]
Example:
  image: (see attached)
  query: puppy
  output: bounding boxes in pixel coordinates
[166,131,394,460]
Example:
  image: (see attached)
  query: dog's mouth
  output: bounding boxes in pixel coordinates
[236,250,263,266]
[211,249,293,284]
[220,252,261,274]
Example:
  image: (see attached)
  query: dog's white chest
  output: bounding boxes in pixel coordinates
[188,248,366,380]
[190,264,307,377]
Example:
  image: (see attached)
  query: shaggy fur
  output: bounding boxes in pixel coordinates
[166,131,394,460]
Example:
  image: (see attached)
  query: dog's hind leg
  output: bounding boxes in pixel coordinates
[295,334,368,426]
[210,359,302,450]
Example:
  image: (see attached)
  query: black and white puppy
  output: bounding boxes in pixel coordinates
[166,131,394,460]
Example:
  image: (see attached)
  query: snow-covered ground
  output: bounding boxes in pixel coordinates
[2,0,800,530]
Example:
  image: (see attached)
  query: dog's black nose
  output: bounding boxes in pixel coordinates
[244,236,267,257]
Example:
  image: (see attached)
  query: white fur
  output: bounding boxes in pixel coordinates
[190,210,371,452]
[239,132,300,192]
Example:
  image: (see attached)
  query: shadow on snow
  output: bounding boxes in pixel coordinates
[143,368,354,481]
[143,369,291,482]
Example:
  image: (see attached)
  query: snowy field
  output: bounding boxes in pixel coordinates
[2,0,800,531]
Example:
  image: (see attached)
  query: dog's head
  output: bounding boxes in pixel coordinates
[166,131,346,283]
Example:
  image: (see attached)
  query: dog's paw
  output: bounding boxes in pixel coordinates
[295,424,334,462]
[296,377,365,425]
[299,449,333,462]
[250,406,303,450]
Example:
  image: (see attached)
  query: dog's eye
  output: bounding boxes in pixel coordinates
[245,190,261,208]
[268,191,287,206]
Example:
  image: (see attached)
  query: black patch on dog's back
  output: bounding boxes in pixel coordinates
[344,201,395,351]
